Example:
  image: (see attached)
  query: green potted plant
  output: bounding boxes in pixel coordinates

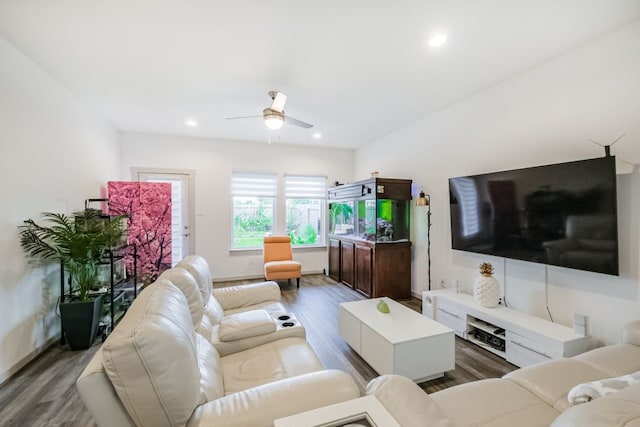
[19,210,126,350]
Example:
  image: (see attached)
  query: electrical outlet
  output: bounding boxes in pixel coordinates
[439,279,445,289]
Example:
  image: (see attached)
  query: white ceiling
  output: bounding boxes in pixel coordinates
[1,1,639,149]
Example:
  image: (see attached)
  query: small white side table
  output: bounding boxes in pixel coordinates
[338,297,455,382]
[274,395,400,427]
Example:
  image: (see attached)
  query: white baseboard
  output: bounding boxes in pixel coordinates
[214,270,323,283]
[0,336,58,386]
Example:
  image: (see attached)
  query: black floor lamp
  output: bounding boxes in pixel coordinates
[416,191,432,290]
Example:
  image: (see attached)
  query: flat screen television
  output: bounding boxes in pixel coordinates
[449,156,618,275]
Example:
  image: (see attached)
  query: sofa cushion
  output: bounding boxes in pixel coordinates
[190,370,361,427]
[158,267,204,327]
[102,281,203,427]
[223,300,286,317]
[552,383,640,427]
[367,374,456,427]
[568,370,640,405]
[177,255,213,304]
[432,378,559,427]
[218,310,276,342]
[220,337,323,395]
[574,343,640,377]
[504,358,607,412]
[196,334,225,401]
[264,260,301,274]
[212,281,282,310]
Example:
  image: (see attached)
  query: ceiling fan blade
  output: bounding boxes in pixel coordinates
[226,115,262,120]
[286,116,314,129]
[270,92,287,113]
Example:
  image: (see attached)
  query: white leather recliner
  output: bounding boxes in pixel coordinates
[77,279,360,427]
[158,265,304,356]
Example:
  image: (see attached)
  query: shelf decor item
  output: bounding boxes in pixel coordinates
[473,262,500,308]
[377,300,390,313]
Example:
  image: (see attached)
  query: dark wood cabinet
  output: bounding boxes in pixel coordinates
[355,243,373,296]
[328,177,412,299]
[341,241,355,288]
[328,238,341,282]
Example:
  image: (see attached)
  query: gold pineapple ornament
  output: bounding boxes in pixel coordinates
[473,262,500,307]
[479,262,494,276]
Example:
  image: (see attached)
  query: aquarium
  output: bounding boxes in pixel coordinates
[328,178,411,243]
[356,199,409,242]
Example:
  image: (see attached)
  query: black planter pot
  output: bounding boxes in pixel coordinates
[60,295,103,350]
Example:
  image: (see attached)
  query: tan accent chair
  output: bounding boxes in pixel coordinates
[263,236,302,289]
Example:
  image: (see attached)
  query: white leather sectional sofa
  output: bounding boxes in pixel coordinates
[366,320,640,427]
[78,253,640,427]
[77,256,360,427]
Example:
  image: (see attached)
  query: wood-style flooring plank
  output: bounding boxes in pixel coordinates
[0,274,516,426]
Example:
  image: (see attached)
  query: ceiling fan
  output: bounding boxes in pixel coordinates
[226,91,313,130]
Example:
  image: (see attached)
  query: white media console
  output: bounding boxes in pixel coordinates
[422,290,591,368]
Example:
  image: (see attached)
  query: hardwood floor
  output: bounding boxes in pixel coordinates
[0,274,517,426]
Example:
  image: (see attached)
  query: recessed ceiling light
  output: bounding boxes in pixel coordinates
[186,119,197,127]
[428,33,447,47]
[312,132,322,139]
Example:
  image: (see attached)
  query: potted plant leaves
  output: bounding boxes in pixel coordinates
[18,210,126,350]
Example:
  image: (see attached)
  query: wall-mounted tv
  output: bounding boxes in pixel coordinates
[449,156,618,275]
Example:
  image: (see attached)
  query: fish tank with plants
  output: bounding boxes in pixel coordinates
[356,199,410,242]
[328,178,411,243]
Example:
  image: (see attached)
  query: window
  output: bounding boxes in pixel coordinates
[231,172,277,249]
[285,175,326,247]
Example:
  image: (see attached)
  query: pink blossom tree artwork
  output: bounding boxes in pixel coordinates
[108,181,172,284]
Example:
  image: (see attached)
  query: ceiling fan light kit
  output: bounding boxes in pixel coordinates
[263,108,285,130]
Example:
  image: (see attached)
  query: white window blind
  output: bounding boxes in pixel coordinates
[285,175,327,199]
[231,172,277,197]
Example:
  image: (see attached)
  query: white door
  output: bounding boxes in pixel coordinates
[135,170,194,266]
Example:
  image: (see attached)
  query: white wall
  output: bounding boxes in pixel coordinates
[355,21,640,345]
[0,37,120,382]
[120,132,354,280]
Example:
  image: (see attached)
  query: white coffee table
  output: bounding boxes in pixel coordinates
[338,297,454,382]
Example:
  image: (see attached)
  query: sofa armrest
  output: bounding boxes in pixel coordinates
[622,320,640,346]
[218,310,276,341]
[187,370,360,427]
[366,375,456,427]
[213,281,281,310]
[552,383,640,427]
[76,348,135,427]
